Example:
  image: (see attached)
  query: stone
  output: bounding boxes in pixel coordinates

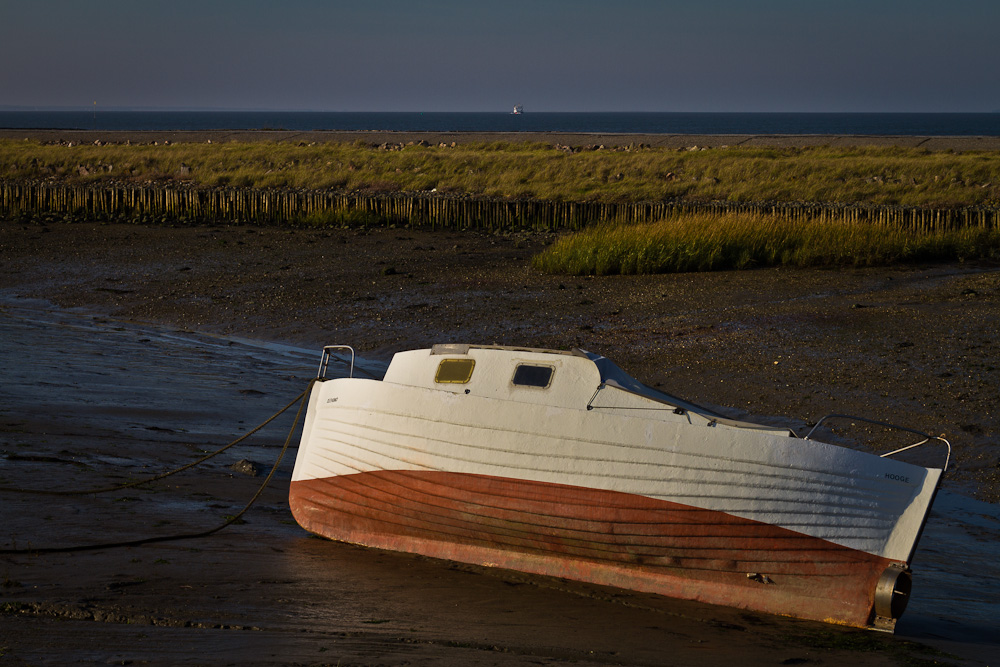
[229,459,263,477]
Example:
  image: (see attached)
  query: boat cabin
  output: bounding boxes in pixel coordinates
[380,344,794,436]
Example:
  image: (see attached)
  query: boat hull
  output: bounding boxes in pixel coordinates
[289,469,896,628]
[291,348,941,630]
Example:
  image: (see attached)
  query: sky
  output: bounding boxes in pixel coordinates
[2,0,998,113]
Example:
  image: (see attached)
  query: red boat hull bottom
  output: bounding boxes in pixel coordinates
[289,470,897,628]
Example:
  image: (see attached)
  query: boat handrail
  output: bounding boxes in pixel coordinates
[804,413,951,471]
[587,382,797,436]
[317,345,355,379]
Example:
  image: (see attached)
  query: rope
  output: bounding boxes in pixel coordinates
[0,380,315,555]
[0,383,313,496]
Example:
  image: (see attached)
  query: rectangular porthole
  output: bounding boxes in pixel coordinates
[435,358,475,384]
[512,364,553,388]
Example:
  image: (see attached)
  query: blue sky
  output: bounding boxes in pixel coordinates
[2,0,998,112]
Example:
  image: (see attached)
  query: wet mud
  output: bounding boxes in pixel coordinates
[3,222,998,498]
[2,221,1000,665]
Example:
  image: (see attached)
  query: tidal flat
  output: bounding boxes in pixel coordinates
[1,219,999,664]
[3,222,998,499]
[1,298,998,666]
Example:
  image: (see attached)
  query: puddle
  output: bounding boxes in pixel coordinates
[897,490,1000,650]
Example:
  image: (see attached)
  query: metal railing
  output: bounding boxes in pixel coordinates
[317,345,355,379]
[804,413,951,471]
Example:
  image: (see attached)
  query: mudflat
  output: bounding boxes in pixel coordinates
[3,222,997,498]
[2,220,999,665]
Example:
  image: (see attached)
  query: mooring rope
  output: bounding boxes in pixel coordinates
[0,380,316,555]
[0,383,313,497]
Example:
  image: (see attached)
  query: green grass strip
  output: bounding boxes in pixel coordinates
[531,212,1000,274]
[2,139,999,208]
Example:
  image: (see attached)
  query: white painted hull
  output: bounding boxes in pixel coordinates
[290,346,944,629]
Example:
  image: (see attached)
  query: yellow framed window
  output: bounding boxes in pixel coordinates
[435,358,475,384]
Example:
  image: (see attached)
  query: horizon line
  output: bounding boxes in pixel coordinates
[2,106,999,115]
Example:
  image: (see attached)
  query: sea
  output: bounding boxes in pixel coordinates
[2,110,1000,136]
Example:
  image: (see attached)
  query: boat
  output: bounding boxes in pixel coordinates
[512,105,523,114]
[289,344,949,631]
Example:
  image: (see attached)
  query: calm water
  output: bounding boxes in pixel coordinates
[0,297,997,659]
[2,111,1000,136]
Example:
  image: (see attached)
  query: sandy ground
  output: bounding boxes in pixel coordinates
[2,220,999,665]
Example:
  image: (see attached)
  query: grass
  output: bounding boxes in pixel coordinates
[532,212,1000,274]
[2,139,999,208]
[5,139,998,272]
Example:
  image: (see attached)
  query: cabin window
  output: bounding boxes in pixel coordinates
[435,358,475,384]
[512,364,553,388]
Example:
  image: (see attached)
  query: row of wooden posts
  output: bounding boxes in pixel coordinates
[2,181,998,232]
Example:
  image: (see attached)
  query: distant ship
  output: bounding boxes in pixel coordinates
[512,105,523,114]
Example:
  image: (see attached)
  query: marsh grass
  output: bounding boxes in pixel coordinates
[532,212,1000,274]
[2,140,998,207]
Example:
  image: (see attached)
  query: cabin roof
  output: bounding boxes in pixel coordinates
[429,343,722,418]
[382,344,792,436]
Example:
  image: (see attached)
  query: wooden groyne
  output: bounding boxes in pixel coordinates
[2,181,998,232]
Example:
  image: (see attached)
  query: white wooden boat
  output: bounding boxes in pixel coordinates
[290,344,949,631]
